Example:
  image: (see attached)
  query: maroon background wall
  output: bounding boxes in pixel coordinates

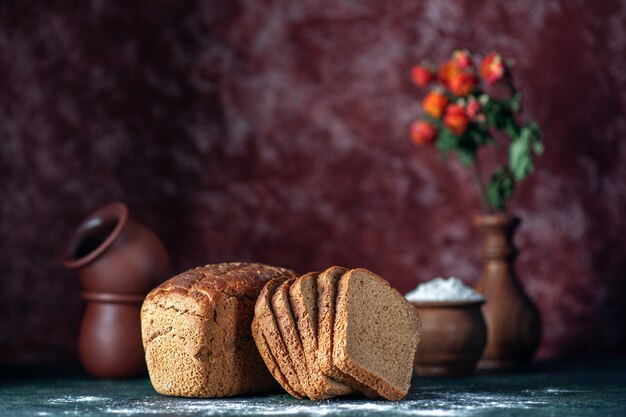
[1,0,626,366]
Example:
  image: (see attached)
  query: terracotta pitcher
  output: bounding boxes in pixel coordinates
[61,202,169,378]
[474,214,541,369]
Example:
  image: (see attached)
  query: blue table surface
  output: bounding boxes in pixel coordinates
[1,360,625,416]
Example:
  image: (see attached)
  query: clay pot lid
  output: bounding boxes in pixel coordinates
[61,202,129,270]
[410,299,485,308]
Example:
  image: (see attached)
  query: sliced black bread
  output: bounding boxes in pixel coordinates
[289,272,353,398]
[272,278,324,399]
[317,266,380,399]
[253,277,305,398]
[332,268,422,401]
[251,316,302,399]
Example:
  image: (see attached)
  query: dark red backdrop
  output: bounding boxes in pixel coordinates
[1,1,626,366]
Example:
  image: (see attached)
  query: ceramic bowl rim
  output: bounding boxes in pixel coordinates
[410,299,485,308]
[60,202,129,269]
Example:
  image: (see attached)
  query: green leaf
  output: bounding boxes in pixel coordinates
[483,98,515,131]
[508,127,536,181]
[487,167,516,211]
[507,121,542,181]
[504,117,520,140]
[487,184,504,211]
[483,101,501,128]
[436,128,458,156]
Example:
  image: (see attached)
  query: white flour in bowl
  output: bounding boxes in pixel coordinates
[405,277,484,302]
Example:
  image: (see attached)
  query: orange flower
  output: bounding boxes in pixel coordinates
[440,54,476,96]
[439,60,461,89]
[480,53,506,85]
[448,72,477,97]
[410,121,437,145]
[452,49,472,69]
[422,91,449,119]
[411,65,436,87]
[444,104,469,135]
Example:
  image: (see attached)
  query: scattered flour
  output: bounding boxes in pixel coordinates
[48,395,107,404]
[97,393,549,416]
[405,277,484,302]
[100,399,523,416]
[20,386,570,416]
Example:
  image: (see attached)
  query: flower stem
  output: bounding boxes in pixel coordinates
[472,156,493,214]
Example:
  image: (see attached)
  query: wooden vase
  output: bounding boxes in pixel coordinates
[474,214,541,369]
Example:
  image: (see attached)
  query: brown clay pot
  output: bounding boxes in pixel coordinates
[412,301,487,377]
[474,214,541,369]
[61,202,170,378]
[79,292,147,378]
[61,202,169,294]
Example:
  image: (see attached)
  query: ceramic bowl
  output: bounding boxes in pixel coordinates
[412,300,487,377]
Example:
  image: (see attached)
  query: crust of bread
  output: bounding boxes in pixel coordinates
[289,272,353,398]
[252,315,302,398]
[271,278,323,399]
[253,277,306,398]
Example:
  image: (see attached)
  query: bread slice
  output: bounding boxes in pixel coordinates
[332,268,421,401]
[289,273,353,399]
[251,316,302,399]
[271,279,321,399]
[253,277,305,398]
[317,266,380,398]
